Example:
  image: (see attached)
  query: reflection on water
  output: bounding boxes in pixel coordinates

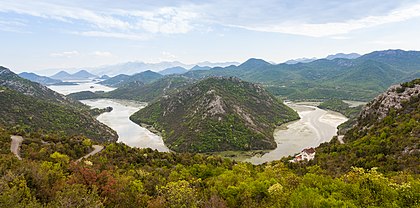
[246,103,348,165]
[81,99,170,152]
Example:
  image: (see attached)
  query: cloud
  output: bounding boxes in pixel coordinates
[2,0,420,39]
[92,51,113,57]
[73,31,150,40]
[220,2,420,37]
[50,50,79,58]
[0,0,198,39]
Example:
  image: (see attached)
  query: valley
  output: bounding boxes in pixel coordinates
[2,1,420,206]
[47,79,347,163]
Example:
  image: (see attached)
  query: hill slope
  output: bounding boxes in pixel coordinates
[0,87,117,142]
[313,79,420,174]
[0,66,117,142]
[1,66,82,107]
[130,77,299,152]
[18,72,63,85]
[182,50,420,101]
[69,75,195,103]
[99,70,163,87]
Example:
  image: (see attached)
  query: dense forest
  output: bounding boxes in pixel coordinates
[0,128,418,207]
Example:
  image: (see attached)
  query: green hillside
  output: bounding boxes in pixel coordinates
[312,79,420,175]
[0,87,117,142]
[99,70,163,87]
[182,50,420,101]
[130,77,299,152]
[69,75,195,103]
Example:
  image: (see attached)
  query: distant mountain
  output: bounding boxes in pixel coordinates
[72,70,98,79]
[130,77,299,153]
[190,65,211,71]
[195,61,239,68]
[89,61,240,76]
[158,66,188,75]
[358,49,420,73]
[50,71,72,80]
[0,66,117,142]
[98,74,130,87]
[284,57,317,64]
[19,72,62,85]
[325,53,361,60]
[98,70,163,87]
[1,67,80,106]
[181,50,420,101]
[51,70,98,81]
[100,75,110,79]
[238,58,271,69]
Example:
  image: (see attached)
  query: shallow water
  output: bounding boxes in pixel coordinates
[245,103,348,165]
[81,99,170,152]
[47,80,115,95]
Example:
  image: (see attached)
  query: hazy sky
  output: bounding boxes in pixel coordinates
[1,0,420,73]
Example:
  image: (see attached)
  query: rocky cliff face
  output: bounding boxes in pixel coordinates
[314,79,420,174]
[359,81,420,126]
[131,77,299,153]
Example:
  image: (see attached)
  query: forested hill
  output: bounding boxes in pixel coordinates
[181,50,420,101]
[0,87,117,142]
[0,66,82,107]
[313,79,420,175]
[68,75,195,103]
[130,77,299,152]
[0,67,117,142]
[98,70,163,87]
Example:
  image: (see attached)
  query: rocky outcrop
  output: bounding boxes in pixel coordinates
[360,82,420,122]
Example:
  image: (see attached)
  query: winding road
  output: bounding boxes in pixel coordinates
[10,135,23,160]
[10,135,104,162]
[76,145,104,162]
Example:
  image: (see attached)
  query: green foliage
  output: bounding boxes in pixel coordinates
[1,140,418,207]
[313,81,420,175]
[131,77,299,152]
[0,87,117,142]
[182,51,420,101]
[69,75,195,103]
[99,70,163,87]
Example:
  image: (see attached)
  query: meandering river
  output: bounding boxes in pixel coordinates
[48,80,170,152]
[48,81,348,162]
[81,99,170,152]
[245,102,348,164]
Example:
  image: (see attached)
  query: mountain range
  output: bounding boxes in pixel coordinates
[88,61,240,76]
[51,70,98,81]
[18,72,63,85]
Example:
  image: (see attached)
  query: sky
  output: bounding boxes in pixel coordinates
[1,0,420,73]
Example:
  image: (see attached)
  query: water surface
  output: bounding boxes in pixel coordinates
[81,99,169,152]
[47,80,115,95]
[246,103,347,165]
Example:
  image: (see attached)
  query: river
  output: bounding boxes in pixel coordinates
[47,80,170,152]
[80,99,169,152]
[245,102,348,165]
[48,80,348,161]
